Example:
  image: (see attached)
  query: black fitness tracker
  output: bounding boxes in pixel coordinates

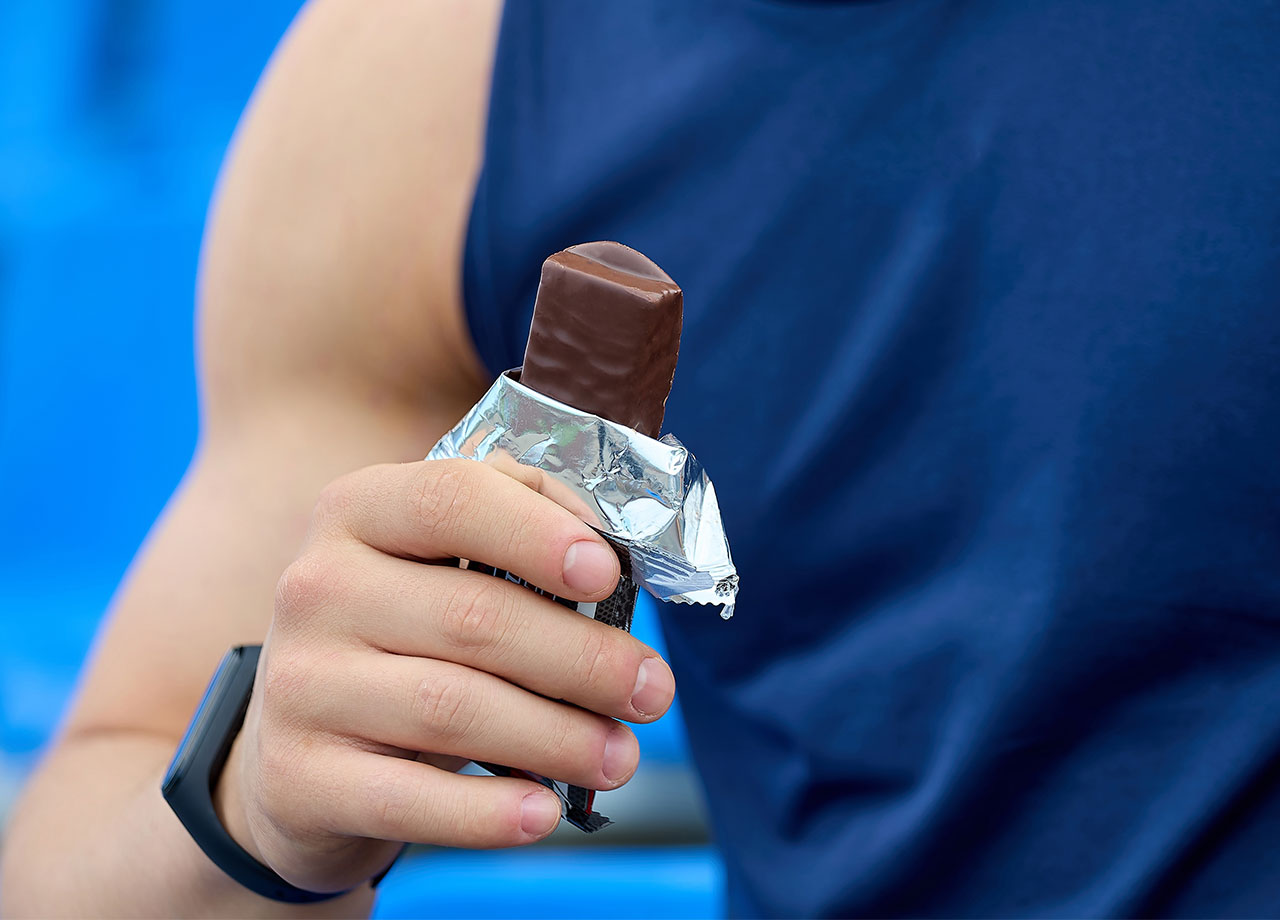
[161,645,347,904]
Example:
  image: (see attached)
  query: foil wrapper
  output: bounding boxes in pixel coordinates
[426,371,738,617]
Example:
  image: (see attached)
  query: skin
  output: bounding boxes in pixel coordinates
[0,1,676,915]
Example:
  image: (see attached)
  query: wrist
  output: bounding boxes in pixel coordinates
[213,727,267,865]
[163,645,347,904]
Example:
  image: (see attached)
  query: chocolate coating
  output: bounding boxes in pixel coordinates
[520,242,683,438]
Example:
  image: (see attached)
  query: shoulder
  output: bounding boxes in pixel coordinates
[199,0,505,435]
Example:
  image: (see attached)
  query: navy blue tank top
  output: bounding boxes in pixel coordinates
[462,2,1280,915]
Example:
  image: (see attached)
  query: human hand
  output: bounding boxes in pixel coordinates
[216,459,676,893]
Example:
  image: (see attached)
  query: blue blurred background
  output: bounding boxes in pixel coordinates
[0,2,721,914]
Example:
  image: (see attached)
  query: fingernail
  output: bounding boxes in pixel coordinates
[602,725,638,784]
[520,792,561,836]
[631,658,674,717]
[562,540,616,595]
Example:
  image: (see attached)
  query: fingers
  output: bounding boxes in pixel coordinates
[333,553,675,722]
[312,748,565,850]
[315,651,640,791]
[253,456,663,879]
[315,459,620,602]
[481,452,603,528]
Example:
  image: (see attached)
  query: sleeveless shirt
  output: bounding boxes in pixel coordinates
[462,2,1280,915]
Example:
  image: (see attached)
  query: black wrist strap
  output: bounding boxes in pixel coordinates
[162,645,351,904]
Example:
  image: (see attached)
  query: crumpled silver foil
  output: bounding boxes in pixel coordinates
[426,371,738,617]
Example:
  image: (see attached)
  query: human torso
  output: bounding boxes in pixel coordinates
[464,2,1280,914]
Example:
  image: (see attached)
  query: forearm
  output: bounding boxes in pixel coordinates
[0,0,500,906]
[0,403,442,916]
[0,731,372,917]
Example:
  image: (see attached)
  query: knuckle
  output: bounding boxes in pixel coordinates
[499,506,560,578]
[496,503,549,569]
[452,785,493,839]
[413,460,475,542]
[411,671,477,746]
[439,578,509,651]
[274,552,350,624]
[544,708,595,773]
[574,628,630,705]
[313,472,360,530]
[255,734,313,825]
[371,766,431,839]
[257,652,313,718]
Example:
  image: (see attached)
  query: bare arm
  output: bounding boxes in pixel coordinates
[2,1,501,913]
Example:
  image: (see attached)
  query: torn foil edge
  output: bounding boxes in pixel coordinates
[426,371,738,615]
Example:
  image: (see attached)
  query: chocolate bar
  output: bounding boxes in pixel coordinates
[475,243,683,833]
[520,241,682,438]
